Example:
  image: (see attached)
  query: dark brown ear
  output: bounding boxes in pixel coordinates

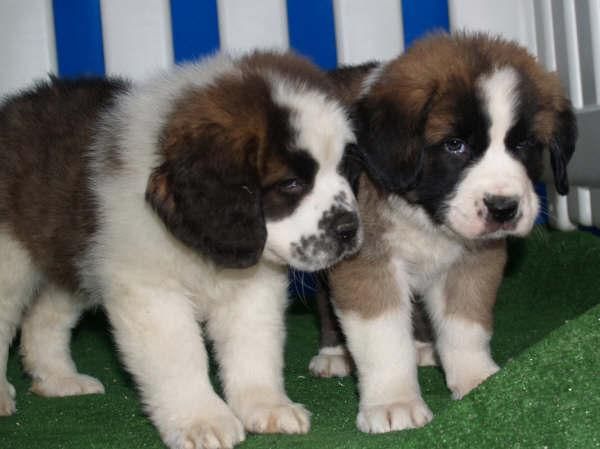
[146,134,266,269]
[353,84,429,193]
[549,102,577,195]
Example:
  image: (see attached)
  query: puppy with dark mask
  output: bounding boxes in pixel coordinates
[309,33,576,432]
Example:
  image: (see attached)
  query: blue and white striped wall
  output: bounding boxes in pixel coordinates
[0,0,449,92]
[1,0,598,230]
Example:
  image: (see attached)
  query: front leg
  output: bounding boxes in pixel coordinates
[309,273,352,378]
[207,270,310,435]
[104,286,244,449]
[331,258,432,433]
[423,242,506,399]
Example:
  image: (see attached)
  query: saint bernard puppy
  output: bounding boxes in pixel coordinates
[309,33,577,432]
[0,51,362,448]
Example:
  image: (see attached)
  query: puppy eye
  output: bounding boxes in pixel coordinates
[277,178,305,195]
[443,138,467,154]
[514,137,536,152]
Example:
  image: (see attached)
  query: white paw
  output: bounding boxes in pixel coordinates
[447,360,499,400]
[442,348,500,399]
[309,346,352,378]
[356,399,433,433]
[30,373,105,397]
[241,402,310,434]
[0,381,16,416]
[169,413,246,449]
[415,340,437,367]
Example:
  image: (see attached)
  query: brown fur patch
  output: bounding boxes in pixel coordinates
[158,58,310,190]
[368,32,570,148]
[329,175,409,317]
[0,78,128,289]
[444,240,507,331]
[239,51,337,99]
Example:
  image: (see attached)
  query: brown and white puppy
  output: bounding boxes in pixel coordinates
[309,33,576,432]
[0,52,362,448]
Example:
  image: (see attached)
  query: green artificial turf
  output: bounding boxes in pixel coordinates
[1,228,599,448]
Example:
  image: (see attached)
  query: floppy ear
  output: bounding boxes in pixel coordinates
[352,93,429,194]
[549,104,577,195]
[146,134,266,269]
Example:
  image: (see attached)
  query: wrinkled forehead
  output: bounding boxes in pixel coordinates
[271,80,354,169]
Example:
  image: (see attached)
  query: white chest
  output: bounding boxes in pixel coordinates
[383,198,463,294]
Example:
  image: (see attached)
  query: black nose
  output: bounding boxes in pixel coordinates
[332,211,359,242]
[483,195,519,223]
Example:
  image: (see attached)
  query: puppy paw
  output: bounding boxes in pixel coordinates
[170,413,245,449]
[31,373,105,397]
[447,360,499,400]
[0,381,16,416]
[309,346,352,377]
[356,399,433,433]
[241,402,310,434]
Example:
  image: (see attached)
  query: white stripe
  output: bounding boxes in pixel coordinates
[0,0,56,96]
[333,0,403,65]
[100,0,173,79]
[449,0,537,54]
[562,0,583,108]
[567,187,593,226]
[589,0,600,104]
[217,0,289,53]
[592,188,600,227]
[576,187,593,226]
[548,186,576,230]
[535,0,557,71]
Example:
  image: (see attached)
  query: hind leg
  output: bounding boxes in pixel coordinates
[20,284,104,397]
[0,232,40,415]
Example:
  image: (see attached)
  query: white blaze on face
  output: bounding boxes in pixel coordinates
[262,80,361,271]
[446,67,539,239]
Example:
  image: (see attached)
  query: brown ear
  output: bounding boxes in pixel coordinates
[146,132,266,269]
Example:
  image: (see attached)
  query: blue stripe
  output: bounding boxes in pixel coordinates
[402,0,449,49]
[52,0,105,77]
[170,0,220,64]
[286,0,337,69]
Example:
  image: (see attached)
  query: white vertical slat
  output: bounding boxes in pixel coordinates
[576,188,593,226]
[562,0,583,108]
[591,189,600,228]
[548,186,577,231]
[534,0,557,70]
[217,0,289,53]
[448,0,537,55]
[534,0,576,230]
[100,0,173,80]
[567,187,593,226]
[559,1,592,226]
[0,0,57,97]
[574,0,596,106]
[590,0,600,103]
[333,0,403,65]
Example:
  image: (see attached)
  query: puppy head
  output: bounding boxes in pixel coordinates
[358,33,576,240]
[146,52,361,270]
